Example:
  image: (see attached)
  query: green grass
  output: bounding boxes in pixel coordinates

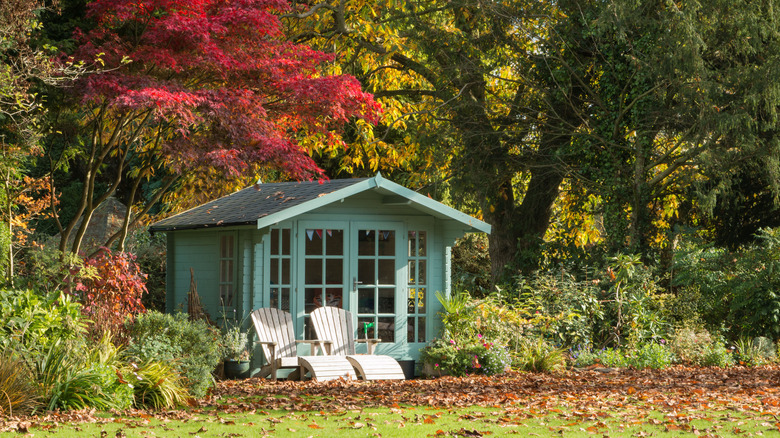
[2,404,778,437]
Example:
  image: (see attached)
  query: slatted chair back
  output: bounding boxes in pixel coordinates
[251,307,297,362]
[310,306,356,356]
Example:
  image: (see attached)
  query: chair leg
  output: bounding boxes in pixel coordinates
[259,364,272,379]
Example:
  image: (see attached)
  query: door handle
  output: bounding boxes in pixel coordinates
[353,277,363,291]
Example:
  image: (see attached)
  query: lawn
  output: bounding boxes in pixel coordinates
[2,366,780,437]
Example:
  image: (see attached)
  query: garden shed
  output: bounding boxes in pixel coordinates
[149,173,490,365]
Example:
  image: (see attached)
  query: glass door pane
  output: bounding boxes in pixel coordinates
[407,230,428,343]
[300,224,346,340]
[355,227,398,343]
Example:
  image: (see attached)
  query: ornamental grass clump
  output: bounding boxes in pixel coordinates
[0,351,39,415]
[733,336,776,367]
[131,360,188,409]
[514,337,566,372]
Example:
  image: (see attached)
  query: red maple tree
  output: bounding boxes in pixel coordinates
[53,0,381,254]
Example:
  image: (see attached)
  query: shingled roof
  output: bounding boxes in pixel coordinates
[150,178,369,232]
[150,174,491,234]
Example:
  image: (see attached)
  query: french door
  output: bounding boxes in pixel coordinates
[297,221,403,347]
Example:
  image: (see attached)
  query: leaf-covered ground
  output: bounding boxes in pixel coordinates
[3,366,780,436]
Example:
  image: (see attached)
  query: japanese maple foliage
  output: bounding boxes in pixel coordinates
[73,0,380,180]
[74,248,147,340]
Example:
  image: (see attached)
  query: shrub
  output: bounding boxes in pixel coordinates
[596,255,670,347]
[420,338,461,376]
[512,268,603,349]
[753,336,777,359]
[27,333,136,411]
[74,249,148,341]
[437,291,548,361]
[668,326,735,367]
[31,339,124,411]
[0,288,140,412]
[507,256,669,351]
[480,342,513,375]
[420,337,512,377]
[569,343,673,370]
[672,228,780,340]
[85,334,135,410]
[625,342,674,369]
[0,288,85,353]
[669,326,709,364]
[595,347,629,368]
[569,346,599,368]
[701,344,734,367]
[126,311,221,398]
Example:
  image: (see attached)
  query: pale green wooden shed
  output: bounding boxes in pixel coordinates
[149,173,489,367]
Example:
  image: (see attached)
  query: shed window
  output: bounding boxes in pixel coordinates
[219,234,235,308]
[269,228,292,311]
[407,230,427,343]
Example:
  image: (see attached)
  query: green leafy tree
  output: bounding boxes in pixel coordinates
[284,0,577,280]
[286,0,780,279]
[0,0,84,283]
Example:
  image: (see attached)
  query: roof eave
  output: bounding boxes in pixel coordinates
[374,173,491,234]
[149,220,257,233]
[255,178,378,229]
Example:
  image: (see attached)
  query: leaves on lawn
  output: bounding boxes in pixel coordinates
[3,366,780,435]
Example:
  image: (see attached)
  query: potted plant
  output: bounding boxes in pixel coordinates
[222,326,251,379]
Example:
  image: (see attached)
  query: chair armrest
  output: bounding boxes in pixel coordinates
[253,341,278,362]
[355,338,381,354]
[295,340,332,345]
[296,339,332,355]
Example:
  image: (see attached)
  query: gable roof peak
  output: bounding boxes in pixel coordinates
[150,175,490,234]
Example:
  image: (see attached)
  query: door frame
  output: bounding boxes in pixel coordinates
[296,220,349,339]
[294,219,406,348]
[349,221,405,350]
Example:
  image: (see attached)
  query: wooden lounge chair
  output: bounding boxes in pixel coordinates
[250,308,355,381]
[310,306,406,380]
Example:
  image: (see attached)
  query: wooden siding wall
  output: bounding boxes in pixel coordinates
[166,230,219,314]
[165,227,257,325]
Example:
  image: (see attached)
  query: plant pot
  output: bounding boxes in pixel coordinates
[397,360,416,379]
[224,360,250,379]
